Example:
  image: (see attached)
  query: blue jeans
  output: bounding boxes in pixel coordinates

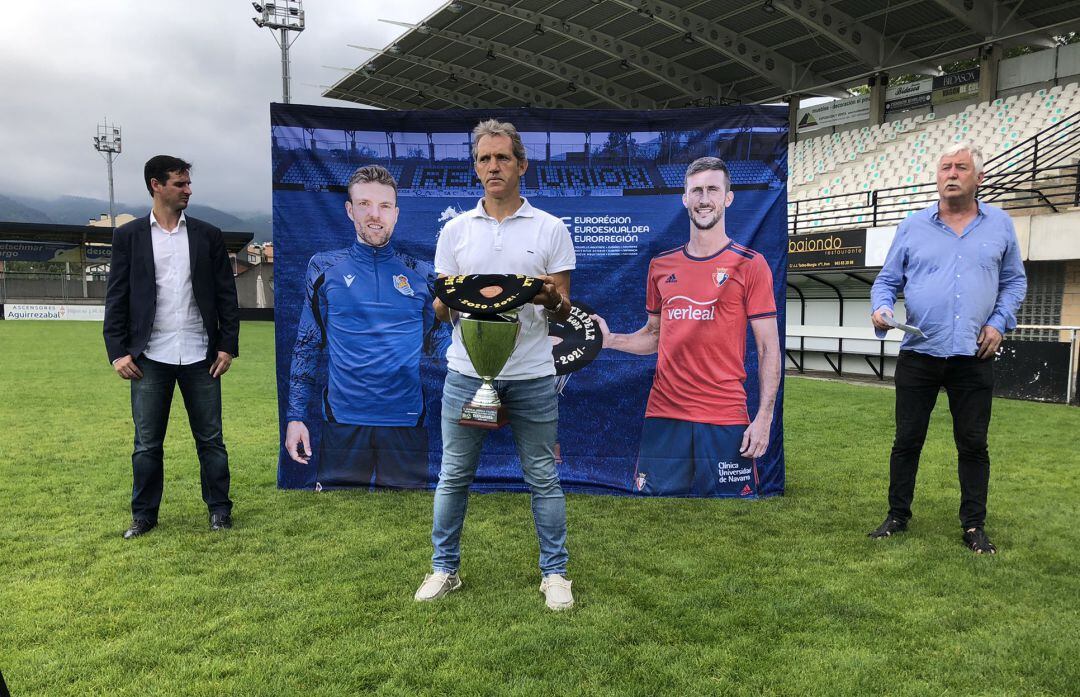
[432,370,568,576]
[130,356,231,522]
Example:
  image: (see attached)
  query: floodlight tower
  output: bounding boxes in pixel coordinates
[92,120,122,226]
[252,1,306,103]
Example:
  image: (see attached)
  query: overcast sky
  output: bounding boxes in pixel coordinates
[1,0,444,215]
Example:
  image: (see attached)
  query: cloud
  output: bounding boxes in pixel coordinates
[0,0,442,215]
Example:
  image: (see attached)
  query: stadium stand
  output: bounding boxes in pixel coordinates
[783,80,1080,388]
[788,82,1080,232]
[727,160,781,187]
[657,163,684,187]
[789,83,1080,199]
[413,164,480,190]
[538,164,653,191]
[278,151,404,188]
[273,148,782,194]
[659,161,781,188]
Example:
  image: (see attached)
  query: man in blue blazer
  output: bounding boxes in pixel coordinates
[104,155,240,538]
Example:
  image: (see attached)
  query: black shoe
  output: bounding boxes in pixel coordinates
[962,527,997,554]
[868,515,908,538]
[123,519,156,539]
[210,512,233,531]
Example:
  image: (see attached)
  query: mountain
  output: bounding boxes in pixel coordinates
[238,213,273,241]
[183,204,245,231]
[0,194,53,223]
[10,195,139,226]
[2,194,270,238]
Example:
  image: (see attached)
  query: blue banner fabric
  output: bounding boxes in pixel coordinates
[272,104,788,497]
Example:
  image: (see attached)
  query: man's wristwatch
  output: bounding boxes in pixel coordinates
[546,296,564,314]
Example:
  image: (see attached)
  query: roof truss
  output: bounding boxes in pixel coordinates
[929,0,1056,47]
[771,0,938,75]
[608,0,849,98]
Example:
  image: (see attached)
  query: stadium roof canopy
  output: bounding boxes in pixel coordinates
[323,0,1080,111]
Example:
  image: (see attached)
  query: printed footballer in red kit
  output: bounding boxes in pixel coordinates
[592,157,781,496]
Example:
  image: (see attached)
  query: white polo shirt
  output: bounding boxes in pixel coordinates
[435,197,576,380]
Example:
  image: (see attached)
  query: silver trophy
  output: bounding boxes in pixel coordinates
[435,274,543,430]
[457,310,521,429]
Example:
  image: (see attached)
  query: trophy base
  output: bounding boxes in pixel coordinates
[459,402,509,429]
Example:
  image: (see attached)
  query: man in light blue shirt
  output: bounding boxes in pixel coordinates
[868,141,1026,554]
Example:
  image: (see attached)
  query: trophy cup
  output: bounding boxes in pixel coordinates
[435,274,544,430]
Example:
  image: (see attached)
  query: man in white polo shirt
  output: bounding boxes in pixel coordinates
[415,119,577,610]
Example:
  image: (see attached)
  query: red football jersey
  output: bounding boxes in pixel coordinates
[644,241,777,426]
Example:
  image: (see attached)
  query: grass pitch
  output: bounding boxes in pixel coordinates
[0,321,1077,696]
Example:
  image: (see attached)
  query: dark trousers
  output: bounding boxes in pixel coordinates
[130,356,232,522]
[888,350,994,529]
[317,421,430,489]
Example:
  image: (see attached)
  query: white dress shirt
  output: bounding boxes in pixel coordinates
[143,210,209,365]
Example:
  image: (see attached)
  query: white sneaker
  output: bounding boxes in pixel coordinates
[414,572,461,601]
[539,574,574,610]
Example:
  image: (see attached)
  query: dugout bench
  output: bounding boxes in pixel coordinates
[785,324,905,379]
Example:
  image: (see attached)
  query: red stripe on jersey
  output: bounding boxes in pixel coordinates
[644,242,776,426]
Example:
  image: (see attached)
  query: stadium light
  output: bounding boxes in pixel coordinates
[252,0,305,103]
[92,120,121,228]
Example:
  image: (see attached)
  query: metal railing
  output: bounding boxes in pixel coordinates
[789,109,1080,235]
[0,269,107,303]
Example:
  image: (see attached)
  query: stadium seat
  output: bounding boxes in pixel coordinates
[788,80,1080,233]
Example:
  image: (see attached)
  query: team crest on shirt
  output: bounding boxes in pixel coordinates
[393,274,415,297]
[634,472,647,491]
[712,267,729,287]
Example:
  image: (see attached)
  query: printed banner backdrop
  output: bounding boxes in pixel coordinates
[932,67,980,105]
[2,303,105,321]
[0,240,111,262]
[272,103,788,496]
[886,80,933,114]
[796,94,870,131]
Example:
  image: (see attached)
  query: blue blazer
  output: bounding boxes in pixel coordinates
[103,214,240,363]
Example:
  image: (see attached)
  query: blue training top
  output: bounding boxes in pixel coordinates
[287,239,435,426]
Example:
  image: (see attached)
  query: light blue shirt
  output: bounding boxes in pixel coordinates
[871,201,1027,357]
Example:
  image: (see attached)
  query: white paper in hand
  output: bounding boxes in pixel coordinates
[883,314,926,338]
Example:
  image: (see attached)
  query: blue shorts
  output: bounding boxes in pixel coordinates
[633,417,759,497]
[317,421,430,490]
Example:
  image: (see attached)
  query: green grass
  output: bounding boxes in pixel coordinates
[1,321,1078,696]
